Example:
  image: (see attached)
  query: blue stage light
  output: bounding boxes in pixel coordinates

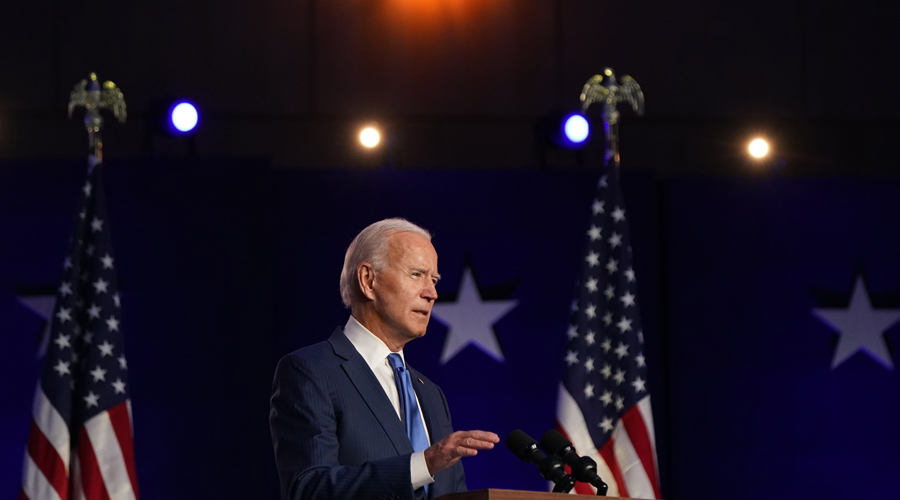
[170,102,199,133]
[563,114,590,145]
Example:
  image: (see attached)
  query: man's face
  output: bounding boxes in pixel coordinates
[370,231,440,344]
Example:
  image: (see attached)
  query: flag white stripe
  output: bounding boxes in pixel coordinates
[636,396,659,479]
[84,412,137,500]
[22,451,63,500]
[556,384,619,497]
[612,419,655,499]
[31,384,71,470]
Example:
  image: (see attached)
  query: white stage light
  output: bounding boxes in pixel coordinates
[360,127,381,148]
[748,138,769,158]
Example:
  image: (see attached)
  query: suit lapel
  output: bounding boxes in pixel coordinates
[329,328,412,455]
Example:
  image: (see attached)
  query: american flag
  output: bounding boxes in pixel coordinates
[555,168,660,498]
[20,162,139,500]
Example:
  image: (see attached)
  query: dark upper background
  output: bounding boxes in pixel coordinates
[2,0,899,174]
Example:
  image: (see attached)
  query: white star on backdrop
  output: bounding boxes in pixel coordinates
[812,276,900,370]
[17,294,57,358]
[431,267,518,364]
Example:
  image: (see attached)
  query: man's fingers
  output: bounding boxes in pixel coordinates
[459,430,500,443]
[458,436,496,450]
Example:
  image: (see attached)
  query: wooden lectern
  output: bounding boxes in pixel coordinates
[434,489,631,500]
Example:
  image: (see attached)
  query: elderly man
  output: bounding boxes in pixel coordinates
[270,218,499,500]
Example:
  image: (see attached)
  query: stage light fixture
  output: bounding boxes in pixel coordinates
[143,97,202,157]
[563,114,590,145]
[359,127,381,148]
[748,138,769,159]
[535,111,591,151]
[169,101,199,133]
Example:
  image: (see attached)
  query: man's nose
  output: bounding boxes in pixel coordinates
[423,282,438,301]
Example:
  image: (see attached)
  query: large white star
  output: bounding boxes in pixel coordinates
[812,276,900,370]
[431,268,518,364]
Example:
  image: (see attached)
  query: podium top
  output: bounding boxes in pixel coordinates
[433,489,631,500]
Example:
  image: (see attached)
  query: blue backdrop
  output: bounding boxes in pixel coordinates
[1,160,898,499]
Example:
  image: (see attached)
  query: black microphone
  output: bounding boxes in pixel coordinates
[506,429,575,493]
[541,429,609,496]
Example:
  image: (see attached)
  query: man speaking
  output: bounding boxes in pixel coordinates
[270,218,500,500]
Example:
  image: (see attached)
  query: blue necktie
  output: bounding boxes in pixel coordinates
[387,353,430,497]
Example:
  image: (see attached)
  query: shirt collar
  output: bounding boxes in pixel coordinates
[344,315,405,370]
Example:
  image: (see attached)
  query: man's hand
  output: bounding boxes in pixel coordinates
[424,430,500,476]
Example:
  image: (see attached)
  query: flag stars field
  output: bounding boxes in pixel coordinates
[84,391,100,408]
[53,360,71,377]
[54,333,71,350]
[56,307,72,323]
[606,258,618,274]
[98,340,114,357]
[90,366,107,382]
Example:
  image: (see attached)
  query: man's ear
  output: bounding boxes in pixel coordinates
[357,263,377,301]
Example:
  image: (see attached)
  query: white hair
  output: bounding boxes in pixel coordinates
[340,218,432,308]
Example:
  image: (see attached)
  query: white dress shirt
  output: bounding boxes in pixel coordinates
[344,316,435,489]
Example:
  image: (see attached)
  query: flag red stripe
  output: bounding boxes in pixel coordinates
[572,478,594,495]
[77,427,112,500]
[27,419,69,499]
[107,403,139,499]
[598,438,629,498]
[621,406,661,498]
[19,487,29,500]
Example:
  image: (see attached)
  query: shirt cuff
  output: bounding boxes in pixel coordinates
[410,451,435,490]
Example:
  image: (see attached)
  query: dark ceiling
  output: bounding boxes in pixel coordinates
[1,0,898,174]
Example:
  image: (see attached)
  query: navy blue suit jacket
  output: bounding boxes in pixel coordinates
[270,327,467,500]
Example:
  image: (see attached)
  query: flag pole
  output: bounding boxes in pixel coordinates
[68,72,127,167]
[580,68,645,168]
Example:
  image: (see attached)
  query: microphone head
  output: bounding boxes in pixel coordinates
[540,429,574,456]
[506,429,541,462]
